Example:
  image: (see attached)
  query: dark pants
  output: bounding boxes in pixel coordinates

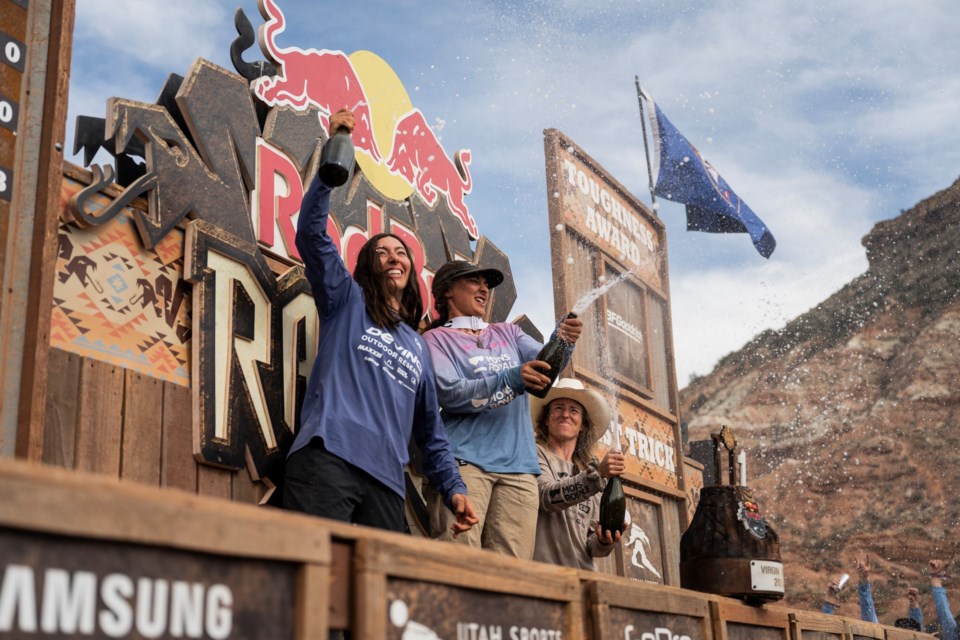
[284,438,406,533]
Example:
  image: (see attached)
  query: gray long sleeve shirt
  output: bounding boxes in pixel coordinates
[533,443,615,570]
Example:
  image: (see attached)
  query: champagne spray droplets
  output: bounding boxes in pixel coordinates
[570,268,638,316]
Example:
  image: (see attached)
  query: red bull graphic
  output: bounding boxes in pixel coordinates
[252,138,437,315]
[254,0,382,162]
[252,0,479,240]
[386,109,477,238]
[64,1,516,489]
[253,138,304,262]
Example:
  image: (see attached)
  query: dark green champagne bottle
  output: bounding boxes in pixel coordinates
[598,475,625,538]
[527,312,576,399]
[318,128,355,187]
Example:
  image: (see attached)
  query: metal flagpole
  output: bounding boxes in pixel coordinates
[634,76,658,207]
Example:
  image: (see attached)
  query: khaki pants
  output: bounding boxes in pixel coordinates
[426,462,539,560]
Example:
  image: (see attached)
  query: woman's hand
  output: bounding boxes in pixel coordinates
[855,553,871,583]
[824,579,841,606]
[907,587,920,608]
[521,360,551,391]
[558,315,582,344]
[597,450,625,478]
[929,558,951,587]
[595,522,625,546]
[329,108,355,135]
[450,494,479,538]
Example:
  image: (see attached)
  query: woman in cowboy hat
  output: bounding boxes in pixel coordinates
[530,378,625,570]
[420,259,582,559]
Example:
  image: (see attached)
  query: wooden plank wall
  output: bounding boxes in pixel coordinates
[661,496,683,586]
[42,346,261,503]
[647,294,674,411]
[0,0,76,460]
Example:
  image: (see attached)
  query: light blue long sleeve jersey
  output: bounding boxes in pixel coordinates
[933,586,958,640]
[424,323,572,474]
[908,605,923,628]
[820,582,878,623]
[858,581,879,624]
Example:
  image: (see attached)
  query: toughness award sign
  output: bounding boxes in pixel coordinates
[543,129,686,584]
[542,129,681,491]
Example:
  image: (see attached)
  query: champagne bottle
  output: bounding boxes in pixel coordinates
[598,475,626,538]
[318,128,355,187]
[527,312,576,399]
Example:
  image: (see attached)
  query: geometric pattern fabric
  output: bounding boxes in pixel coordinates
[51,178,191,386]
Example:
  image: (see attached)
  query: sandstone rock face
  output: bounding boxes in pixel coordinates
[680,176,960,619]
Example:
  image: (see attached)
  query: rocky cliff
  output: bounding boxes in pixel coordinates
[680,176,960,621]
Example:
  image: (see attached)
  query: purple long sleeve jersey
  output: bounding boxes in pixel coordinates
[424,323,571,474]
[288,176,466,506]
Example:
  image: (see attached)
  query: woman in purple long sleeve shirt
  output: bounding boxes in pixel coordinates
[284,109,477,536]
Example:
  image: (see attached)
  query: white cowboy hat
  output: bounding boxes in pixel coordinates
[529,377,611,444]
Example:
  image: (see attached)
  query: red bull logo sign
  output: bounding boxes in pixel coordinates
[63,2,514,493]
[253,0,478,239]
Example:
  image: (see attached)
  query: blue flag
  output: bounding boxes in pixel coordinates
[644,93,776,258]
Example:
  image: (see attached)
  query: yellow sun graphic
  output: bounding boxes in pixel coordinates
[349,50,416,202]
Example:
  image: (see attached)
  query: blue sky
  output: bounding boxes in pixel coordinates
[67,0,960,385]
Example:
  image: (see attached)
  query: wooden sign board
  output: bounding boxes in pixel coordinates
[1,0,74,459]
[593,391,681,491]
[543,129,674,405]
[543,129,683,498]
[352,537,583,639]
[884,628,931,640]
[790,611,846,640]
[544,131,664,289]
[586,578,713,640]
[621,492,666,585]
[0,0,25,206]
[683,458,704,527]
[0,457,332,639]
[846,618,886,640]
[0,527,299,639]
[52,176,190,386]
[711,600,791,640]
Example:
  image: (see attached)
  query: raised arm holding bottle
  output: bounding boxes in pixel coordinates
[284,109,477,536]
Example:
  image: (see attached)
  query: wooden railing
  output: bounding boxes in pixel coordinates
[0,458,934,640]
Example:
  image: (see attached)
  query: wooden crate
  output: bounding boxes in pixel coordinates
[845,617,887,640]
[0,457,331,638]
[884,627,930,640]
[791,610,847,640]
[347,534,584,639]
[711,599,792,640]
[584,573,713,640]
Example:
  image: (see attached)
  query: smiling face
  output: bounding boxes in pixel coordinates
[545,398,585,448]
[445,274,490,318]
[374,235,412,299]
